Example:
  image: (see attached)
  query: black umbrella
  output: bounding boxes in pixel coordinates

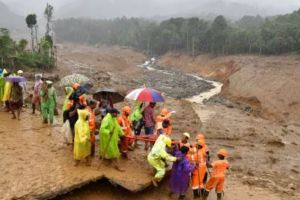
[81,83,94,94]
[93,88,125,104]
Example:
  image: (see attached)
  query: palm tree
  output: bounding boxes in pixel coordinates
[25,14,37,51]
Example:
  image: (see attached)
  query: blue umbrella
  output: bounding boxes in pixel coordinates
[5,75,27,83]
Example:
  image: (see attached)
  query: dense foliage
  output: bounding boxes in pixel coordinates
[54,9,300,55]
[0,28,54,69]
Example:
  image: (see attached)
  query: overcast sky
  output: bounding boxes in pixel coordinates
[2,0,300,19]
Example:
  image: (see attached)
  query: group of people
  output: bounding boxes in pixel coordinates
[1,68,230,200]
[0,69,26,120]
[0,69,58,124]
[61,84,176,171]
[60,83,230,200]
[30,73,57,124]
[149,130,230,200]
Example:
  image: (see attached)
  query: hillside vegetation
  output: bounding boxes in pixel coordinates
[54,9,300,55]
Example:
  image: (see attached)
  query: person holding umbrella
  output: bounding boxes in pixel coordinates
[126,87,165,150]
[9,82,23,120]
[99,92,113,119]
[143,102,156,151]
[130,101,144,137]
[99,108,124,171]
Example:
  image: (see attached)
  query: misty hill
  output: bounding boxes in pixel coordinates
[0,1,24,30]
[56,0,297,20]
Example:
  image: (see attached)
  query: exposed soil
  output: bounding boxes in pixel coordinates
[159,53,300,124]
[1,43,300,200]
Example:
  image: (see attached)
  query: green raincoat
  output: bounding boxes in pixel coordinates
[40,86,57,123]
[147,134,177,180]
[130,102,143,122]
[62,87,74,112]
[74,109,91,160]
[99,113,124,159]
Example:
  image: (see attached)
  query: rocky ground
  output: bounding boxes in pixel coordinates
[1,43,299,200]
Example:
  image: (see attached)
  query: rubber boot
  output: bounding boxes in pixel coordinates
[199,188,205,198]
[193,189,200,199]
[217,193,222,200]
[32,103,35,114]
[201,190,209,200]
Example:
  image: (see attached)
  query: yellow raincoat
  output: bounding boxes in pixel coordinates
[2,80,12,102]
[0,69,7,101]
[147,135,177,180]
[74,109,91,160]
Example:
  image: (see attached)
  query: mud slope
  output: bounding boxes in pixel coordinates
[0,110,155,200]
[159,53,300,123]
[0,100,201,199]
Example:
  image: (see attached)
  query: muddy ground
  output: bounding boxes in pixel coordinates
[159,53,300,124]
[1,43,300,200]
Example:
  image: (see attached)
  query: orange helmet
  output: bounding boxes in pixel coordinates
[217,149,228,157]
[122,106,131,114]
[197,139,205,146]
[72,83,80,90]
[160,108,169,116]
[196,133,205,140]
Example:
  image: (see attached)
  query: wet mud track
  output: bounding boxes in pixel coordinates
[0,110,154,200]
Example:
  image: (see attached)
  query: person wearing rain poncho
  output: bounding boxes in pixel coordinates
[0,68,7,102]
[130,101,144,135]
[99,108,124,171]
[62,86,74,112]
[2,71,12,111]
[74,109,91,166]
[147,134,179,187]
[40,80,57,124]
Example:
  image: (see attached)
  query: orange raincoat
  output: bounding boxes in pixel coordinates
[188,141,209,190]
[155,108,172,135]
[117,106,133,153]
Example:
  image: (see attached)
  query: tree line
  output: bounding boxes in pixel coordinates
[0,4,55,69]
[54,8,300,56]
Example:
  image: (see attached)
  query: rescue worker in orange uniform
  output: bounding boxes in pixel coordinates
[155,108,175,136]
[196,133,210,184]
[117,106,133,158]
[188,138,209,199]
[179,132,191,149]
[202,149,230,200]
[86,100,97,156]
